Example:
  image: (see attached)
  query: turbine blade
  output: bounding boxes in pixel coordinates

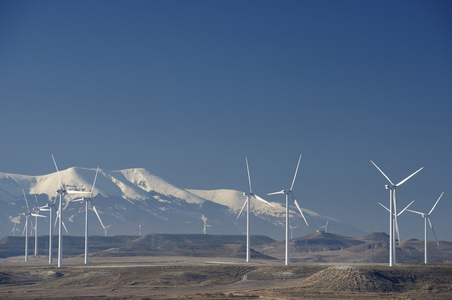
[67,190,91,194]
[293,198,309,227]
[254,194,275,207]
[378,202,390,212]
[92,205,105,228]
[31,214,47,218]
[393,198,400,242]
[398,200,415,216]
[91,166,100,198]
[54,209,60,228]
[396,167,423,187]
[406,209,424,216]
[51,154,65,190]
[34,195,39,207]
[394,213,401,243]
[290,154,302,191]
[22,189,30,212]
[428,217,439,246]
[62,221,69,234]
[370,160,394,185]
[429,192,444,215]
[237,198,248,219]
[267,190,285,196]
[245,157,252,194]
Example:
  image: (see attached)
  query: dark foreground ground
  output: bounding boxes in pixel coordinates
[1,256,452,299]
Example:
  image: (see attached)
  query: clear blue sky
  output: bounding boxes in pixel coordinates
[1,0,451,240]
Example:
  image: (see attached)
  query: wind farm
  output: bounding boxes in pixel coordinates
[0,156,451,299]
[1,0,451,298]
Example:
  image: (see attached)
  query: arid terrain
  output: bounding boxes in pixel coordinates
[2,256,452,299]
[1,233,452,299]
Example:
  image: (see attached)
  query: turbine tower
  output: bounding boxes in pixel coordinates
[268,154,309,265]
[21,190,46,262]
[407,192,444,264]
[37,197,56,263]
[378,200,415,245]
[32,195,43,256]
[237,157,274,262]
[72,167,101,264]
[370,160,423,267]
[51,154,90,267]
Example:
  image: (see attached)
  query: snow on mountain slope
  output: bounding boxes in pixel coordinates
[0,168,365,239]
[0,172,36,202]
[188,188,365,237]
[188,189,326,222]
[120,168,204,204]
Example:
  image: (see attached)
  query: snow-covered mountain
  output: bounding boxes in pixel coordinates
[0,167,365,240]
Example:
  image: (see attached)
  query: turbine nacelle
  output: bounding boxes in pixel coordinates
[56,188,66,195]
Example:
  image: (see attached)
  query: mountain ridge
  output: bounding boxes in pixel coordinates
[0,167,365,239]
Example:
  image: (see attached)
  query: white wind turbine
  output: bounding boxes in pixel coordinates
[51,154,91,267]
[378,200,415,245]
[268,154,309,265]
[92,206,110,237]
[21,190,46,262]
[319,219,329,233]
[370,160,423,267]
[72,167,101,264]
[289,225,298,239]
[32,195,44,256]
[11,222,20,237]
[101,223,111,237]
[201,215,212,234]
[237,157,275,262]
[406,192,444,264]
[38,196,57,264]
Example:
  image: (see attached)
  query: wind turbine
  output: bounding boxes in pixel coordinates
[91,205,110,237]
[11,222,20,237]
[370,160,423,267]
[268,154,309,265]
[378,200,415,245]
[38,196,57,264]
[406,192,444,264]
[289,225,298,239]
[21,190,46,262]
[237,157,275,262]
[319,219,329,233]
[32,195,44,256]
[201,215,212,234]
[72,167,102,264]
[51,154,90,267]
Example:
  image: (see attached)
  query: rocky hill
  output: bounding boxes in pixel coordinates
[2,231,452,264]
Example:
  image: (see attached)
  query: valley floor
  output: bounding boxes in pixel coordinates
[1,256,452,299]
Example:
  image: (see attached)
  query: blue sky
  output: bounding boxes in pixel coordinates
[1,0,451,240]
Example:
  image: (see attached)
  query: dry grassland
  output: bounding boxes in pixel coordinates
[1,256,452,299]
